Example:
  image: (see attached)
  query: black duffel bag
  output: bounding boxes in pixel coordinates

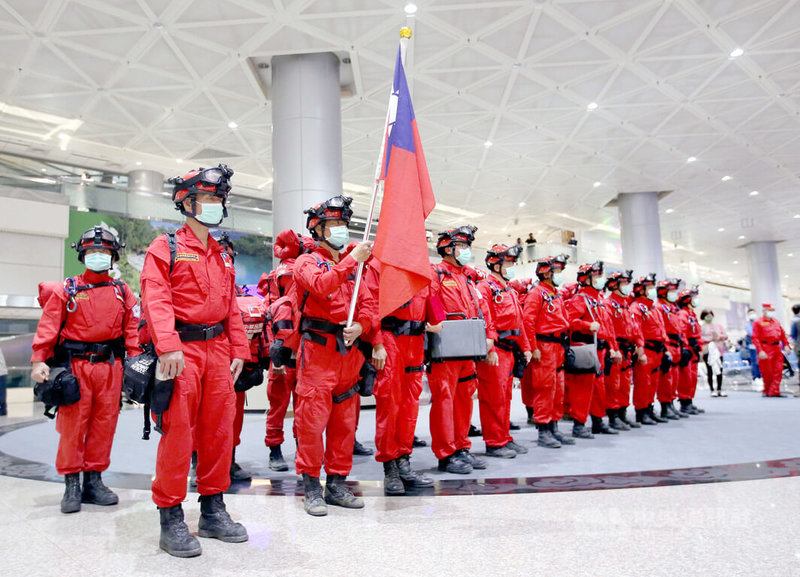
[123,348,157,404]
[235,364,264,392]
[34,366,81,419]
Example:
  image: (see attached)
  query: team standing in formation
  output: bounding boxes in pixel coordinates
[29,166,791,558]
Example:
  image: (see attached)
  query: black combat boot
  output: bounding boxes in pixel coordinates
[353,440,374,456]
[536,423,562,448]
[437,453,472,474]
[412,436,428,447]
[572,421,595,439]
[619,406,641,428]
[81,471,118,506]
[396,454,434,487]
[509,422,521,431]
[383,459,405,495]
[591,415,619,435]
[679,399,698,416]
[608,409,629,431]
[660,402,680,420]
[650,404,668,423]
[670,401,689,418]
[198,493,248,542]
[486,444,518,458]
[268,445,289,472]
[525,405,535,425]
[689,399,705,414]
[457,449,486,470]
[159,504,202,557]
[324,474,364,509]
[550,421,575,445]
[61,473,81,514]
[467,424,482,437]
[302,474,327,516]
[505,440,529,454]
[636,408,657,425]
[230,448,252,482]
[189,451,198,489]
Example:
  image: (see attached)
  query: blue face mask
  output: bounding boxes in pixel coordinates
[456,247,472,266]
[195,202,224,226]
[552,272,564,286]
[646,287,657,301]
[326,226,349,250]
[592,276,606,290]
[503,267,516,280]
[85,252,112,272]
[619,284,632,296]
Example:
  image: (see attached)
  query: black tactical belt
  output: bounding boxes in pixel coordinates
[645,340,664,353]
[497,329,521,339]
[300,317,348,355]
[381,316,426,336]
[405,365,425,373]
[175,321,224,342]
[58,338,124,364]
[458,373,478,383]
[537,332,566,344]
[571,332,595,345]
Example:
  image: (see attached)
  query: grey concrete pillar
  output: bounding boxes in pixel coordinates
[617,191,664,278]
[127,169,164,193]
[271,52,343,236]
[745,241,785,325]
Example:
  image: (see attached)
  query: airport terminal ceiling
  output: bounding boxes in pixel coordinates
[0,0,799,293]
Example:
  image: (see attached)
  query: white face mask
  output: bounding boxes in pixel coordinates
[666,290,678,303]
[646,287,657,301]
[619,284,632,296]
[691,297,699,308]
[747,313,756,321]
[765,310,775,319]
[592,276,605,290]
[551,272,564,286]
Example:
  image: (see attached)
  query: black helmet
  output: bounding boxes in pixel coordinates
[605,269,634,291]
[304,195,353,239]
[436,225,477,257]
[72,226,124,263]
[169,164,233,219]
[535,253,569,280]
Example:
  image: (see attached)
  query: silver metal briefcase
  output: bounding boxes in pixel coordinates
[428,319,489,361]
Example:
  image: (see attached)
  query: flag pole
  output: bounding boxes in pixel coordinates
[346,27,412,332]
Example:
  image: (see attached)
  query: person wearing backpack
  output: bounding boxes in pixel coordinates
[291,195,374,516]
[30,226,139,514]
[140,165,250,557]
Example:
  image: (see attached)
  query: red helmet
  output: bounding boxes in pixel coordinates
[436,225,477,256]
[485,243,522,270]
[605,269,633,291]
[677,286,699,307]
[536,253,569,279]
[656,277,681,297]
[577,260,604,285]
[632,273,657,296]
[170,164,233,218]
[304,195,353,236]
[72,226,124,263]
[273,229,315,260]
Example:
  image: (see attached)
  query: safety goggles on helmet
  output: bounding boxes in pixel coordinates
[170,164,233,223]
[437,225,477,250]
[576,260,604,283]
[304,195,354,233]
[605,269,633,290]
[677,286,699,305]
[72,226,124,263]
[536,253,569,279]
[633,272,658,294]
[656,277,681,295]
[485,244,522,268]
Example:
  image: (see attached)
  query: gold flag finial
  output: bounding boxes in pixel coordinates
[400,27,412,39]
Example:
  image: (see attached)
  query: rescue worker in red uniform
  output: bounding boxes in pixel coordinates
[564,261,620,438]
[291,195,374,516]
[141,164,250,557]
[31,227,139,514]
[259,229,314,471]
[522,254,574,448]
[752,302,790,397]
[476,244,531,458]
[366,268,439,495]
[676,287,705,414]
[630,274,668,425]
[603,270,643,430]
[655,278,686,420]
[429,226,498,474]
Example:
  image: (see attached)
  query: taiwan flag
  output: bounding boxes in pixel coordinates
[371,46,436,319]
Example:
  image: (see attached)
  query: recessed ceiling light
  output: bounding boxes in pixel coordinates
[518,201,526,207]
[512,62,522,69]
[404,3,417,15]
[788,253,794,257]
[484,140,493,148]
[40,168,46,172]
[176,158,183,163]
[732,260,739,264]
[593,181,601,188]
[749,190,759,196]
[785,274,790,278]
[227,121,238,129]
[153,22,164,30]
[135,161,142,166]
[698,251,705,255]
[587,102,598,111]
[794,214,800,219]
[687,156,697,163]
[721,175,732,181]
[717,227,725,232]
[665,208,674,214]
[738,235,746,240]
[730,48,744,58]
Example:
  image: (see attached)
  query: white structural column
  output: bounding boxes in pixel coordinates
[617,191,664,278]
[271,52,343,235]
[745,241,785,324]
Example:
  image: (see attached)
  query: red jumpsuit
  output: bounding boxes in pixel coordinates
[521,282,568,424]
[752,316,789,396]
[291,246,374,478]
[32,271,139,476]
[476,276,530,448]
[141,225,250,508]
[677,307,703,401]
[260,262,298,448]
[232,292,268,449]
[428,261,496,460]
[564,286,616,424]
[604,292,636,410]
[366,268,435,462]
[630,296,668,410]
[656,300,683,403]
